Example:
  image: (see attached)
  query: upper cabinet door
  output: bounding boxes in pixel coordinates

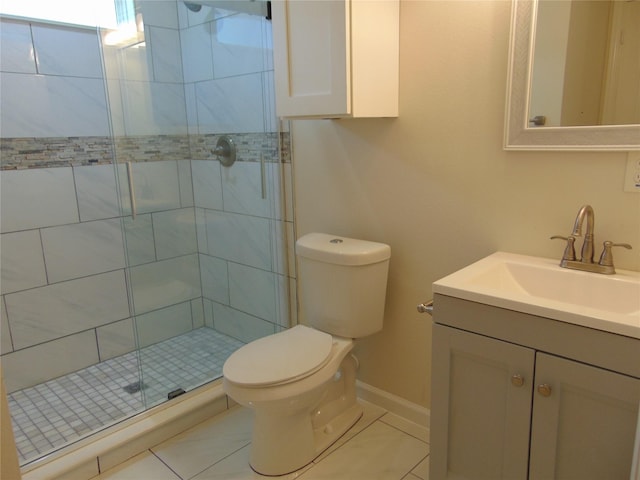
[271,0,399,119]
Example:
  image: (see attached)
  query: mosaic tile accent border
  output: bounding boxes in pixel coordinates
[112,135,191,164]
[0,133,291,170]
[189,132,287,164]
[0,136,114,170]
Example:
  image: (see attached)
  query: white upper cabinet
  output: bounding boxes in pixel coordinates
[271,0,399,118]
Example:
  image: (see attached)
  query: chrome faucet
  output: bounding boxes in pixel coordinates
[551,204,632,274]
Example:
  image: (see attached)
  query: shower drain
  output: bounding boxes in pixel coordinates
[122,381,145,394]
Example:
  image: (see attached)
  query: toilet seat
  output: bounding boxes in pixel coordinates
[223,325,334,387]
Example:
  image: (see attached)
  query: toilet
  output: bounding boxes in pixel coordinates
[222,232,391,476]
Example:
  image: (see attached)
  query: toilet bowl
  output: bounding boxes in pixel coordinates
[222,233,391,476]
[222,325,362,476]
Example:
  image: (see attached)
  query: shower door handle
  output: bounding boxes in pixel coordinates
[126,162,137,220]
[260,154,266,199]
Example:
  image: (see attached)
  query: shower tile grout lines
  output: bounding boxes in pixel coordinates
[8,328,244,466]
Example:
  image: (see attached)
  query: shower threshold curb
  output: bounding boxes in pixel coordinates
[21,381,232,480]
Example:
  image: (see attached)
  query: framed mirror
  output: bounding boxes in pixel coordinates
[504,0,640,151]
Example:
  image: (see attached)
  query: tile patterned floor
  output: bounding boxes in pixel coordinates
[94,401,431,480]
[8,328,244,466]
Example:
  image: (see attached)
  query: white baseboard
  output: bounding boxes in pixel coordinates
[356,380,430,429]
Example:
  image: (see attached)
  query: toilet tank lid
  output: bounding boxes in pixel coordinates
[223,325,333,386]
[296,233,390,266]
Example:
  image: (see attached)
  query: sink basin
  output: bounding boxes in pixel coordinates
[433,252,640,338]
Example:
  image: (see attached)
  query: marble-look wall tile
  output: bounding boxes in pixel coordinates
[74,164,121,221]
[41,218,126,283]
[200,254,229,305]
[203,298,214,328]
[191,298,204,328]
[0,20,37,74]
[0,168,79,233]
[2,330,99,393]
[211,302,275,343]
[184,83,199,135]
[129,254,200,315]
[4,270,130,349]
[211,14,269,79]
[0,230,47,294]
[205,210,272,270]
[261,14,274,71]
[221,161,273,218]
[0,72,110,137]
[181,23,214,83]
[108,43,151,83]
[195,207,209,254]
[100,42,121,80]
[178,1,237,30]
[149,26,183,83]
[96,318,136,361]
[31,24,103,78]
[115,163,132,214]
[134,301,192,348]
[130,160,182,214]
[123,214,157,266]
[178,160,194,207]
[120,80,188,136]
[1,296,13,354]
[104,77,126,136]
[228,262,276,323]
[177,0,192,28]
[139,0,180,29]
[195,73,264,134]
[153,208,197,260]
[192,160,224,210]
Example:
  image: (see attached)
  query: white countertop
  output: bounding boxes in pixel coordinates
[433,252,640,339]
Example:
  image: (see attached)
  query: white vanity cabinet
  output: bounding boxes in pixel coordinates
[431,294,640,480]
[271,0,399,118]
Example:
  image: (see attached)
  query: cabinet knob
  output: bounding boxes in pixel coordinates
[511,374,525,387]
[537,384,552,397]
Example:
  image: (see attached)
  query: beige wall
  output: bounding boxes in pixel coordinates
[291,0,640,408]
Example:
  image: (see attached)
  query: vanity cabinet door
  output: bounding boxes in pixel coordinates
[529,353,640,480]
[431,325,535,480]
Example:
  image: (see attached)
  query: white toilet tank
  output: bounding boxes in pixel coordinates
[296,233,391,338]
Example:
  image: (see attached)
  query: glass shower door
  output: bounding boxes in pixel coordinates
[102,0,293,409]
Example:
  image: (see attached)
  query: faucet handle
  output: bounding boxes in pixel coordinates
[598,241,632,267]
[551,235,576,261]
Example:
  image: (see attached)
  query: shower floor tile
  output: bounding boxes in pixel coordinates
[8,327,245,466]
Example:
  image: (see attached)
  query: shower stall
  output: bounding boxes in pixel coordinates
[0,0,294,467]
